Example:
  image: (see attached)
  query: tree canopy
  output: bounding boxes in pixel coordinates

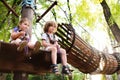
[0,0,120,49]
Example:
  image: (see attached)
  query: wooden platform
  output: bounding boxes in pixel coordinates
[0,41,53,74]
[0,23,119,75]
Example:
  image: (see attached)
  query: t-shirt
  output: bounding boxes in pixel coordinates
[41,33,58,44]
[41,33,61,52]
[11,27,30,41]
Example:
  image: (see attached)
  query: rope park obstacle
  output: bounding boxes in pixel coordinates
[0,23,120,75]
[1,0,120,78]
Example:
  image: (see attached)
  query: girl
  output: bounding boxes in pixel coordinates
[41,21,71,75]
[10,18,40,52]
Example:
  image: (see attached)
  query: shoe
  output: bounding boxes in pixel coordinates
[62,65,72,76]
[51,64,60,75]
[33,41,41,53]
[17,41,27,52]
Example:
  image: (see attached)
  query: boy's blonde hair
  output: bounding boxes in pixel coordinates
[44,21,57,33]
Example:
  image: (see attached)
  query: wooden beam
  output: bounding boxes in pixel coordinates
[36,1,57,22]
[1,0,19,17]
[0,41,51,74]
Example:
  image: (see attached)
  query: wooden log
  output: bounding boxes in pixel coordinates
[57,23,119,74]
[100,54,118,74]
[56,24,101,73]
[112,52,120,71]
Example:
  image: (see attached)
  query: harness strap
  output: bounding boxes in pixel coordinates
[46,33,61,54]
[46,33,55,44]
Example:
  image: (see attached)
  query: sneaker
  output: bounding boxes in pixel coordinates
[33,41,41,53]
[17,41,27,52]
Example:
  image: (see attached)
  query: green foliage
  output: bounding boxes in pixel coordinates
[6,74,12,80]
[111,3,120,27]
[29,74,68,80]
[101,75,106,80]
[72,72,84,80]
[91,0,103,4]
[75,0,90,22]
[5,68,85,80]
[38,0,50,8]
[1,0,120,80]
[74,0,103,29]
[28,72,84,80]
[103,0,120,27]
[112,73,117,80]
[0,0,20,41]
[108,16,114,26]
[29,75,43,80]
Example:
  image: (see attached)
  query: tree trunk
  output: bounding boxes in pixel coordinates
[100,0,120,79]
[13,73,28,80]
[21,7,34,38]
[13,0,34,80]
[100,0,120,43]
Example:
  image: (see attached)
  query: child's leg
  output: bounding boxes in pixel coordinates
[59,48,67,66]
[27,41,35,49]
[11,39,22,45]
[60,48,71,75]
[27,41,41,52]
[17,41,27,51]
[33,41,41,53]
[47,46,57,64]
[46,46,60,74]
[11,39,27,51]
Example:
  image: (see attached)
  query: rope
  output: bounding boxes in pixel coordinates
[57,4,70,23]
[52,1,100,44]
[36,1,57,22]
[67,0,72,23]
[34,0,98,53]
[73,19,101,45]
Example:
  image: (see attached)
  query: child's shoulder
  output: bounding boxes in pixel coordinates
[41,33,47,38]
[13,26,19,32]
[41,33,47,36]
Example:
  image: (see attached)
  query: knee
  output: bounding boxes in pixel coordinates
[12,39,21,45]
[51,47,57,52]
[60,49,66,55]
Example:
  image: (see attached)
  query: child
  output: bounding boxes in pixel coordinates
[10,18,40,53]
[41,21,71,75]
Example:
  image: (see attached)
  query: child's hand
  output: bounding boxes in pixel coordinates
[19,31,26,36]
[54,41,60,48]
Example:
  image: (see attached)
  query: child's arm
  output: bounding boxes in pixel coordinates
[11,30,26,40]
[54,41,60,48]
[41,40,52,47]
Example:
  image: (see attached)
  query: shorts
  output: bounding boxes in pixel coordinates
[45,46,61,54]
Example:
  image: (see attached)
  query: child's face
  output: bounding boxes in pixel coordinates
[48,25,57,33]
[19,21,29,31]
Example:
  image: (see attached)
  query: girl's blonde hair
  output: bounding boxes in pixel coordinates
[43,21,57,33]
